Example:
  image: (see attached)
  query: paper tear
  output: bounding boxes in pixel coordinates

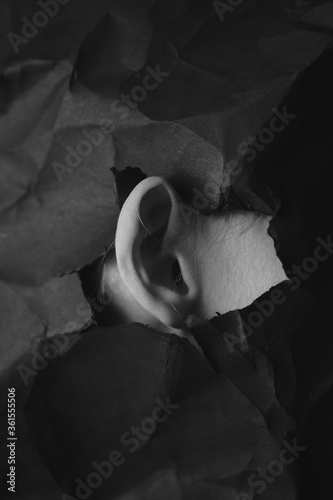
[12,273,93,336]
[112,166,147,210]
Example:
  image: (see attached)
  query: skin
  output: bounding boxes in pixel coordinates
[102,177,287,339]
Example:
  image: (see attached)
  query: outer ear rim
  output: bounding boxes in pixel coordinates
[115,176,199,330]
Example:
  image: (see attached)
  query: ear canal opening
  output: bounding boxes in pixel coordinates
[172,259,188,295]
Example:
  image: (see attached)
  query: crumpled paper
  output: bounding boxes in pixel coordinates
[1,0,333,498]
[0,273,92,377]
[1,320,299,500]
[1,0,332,286]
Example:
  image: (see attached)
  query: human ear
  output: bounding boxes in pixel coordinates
[115,176,199,331]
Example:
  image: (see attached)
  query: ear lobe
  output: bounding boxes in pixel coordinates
[115,176,199,331]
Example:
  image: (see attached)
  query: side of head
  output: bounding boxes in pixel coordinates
[100,176,287,336]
